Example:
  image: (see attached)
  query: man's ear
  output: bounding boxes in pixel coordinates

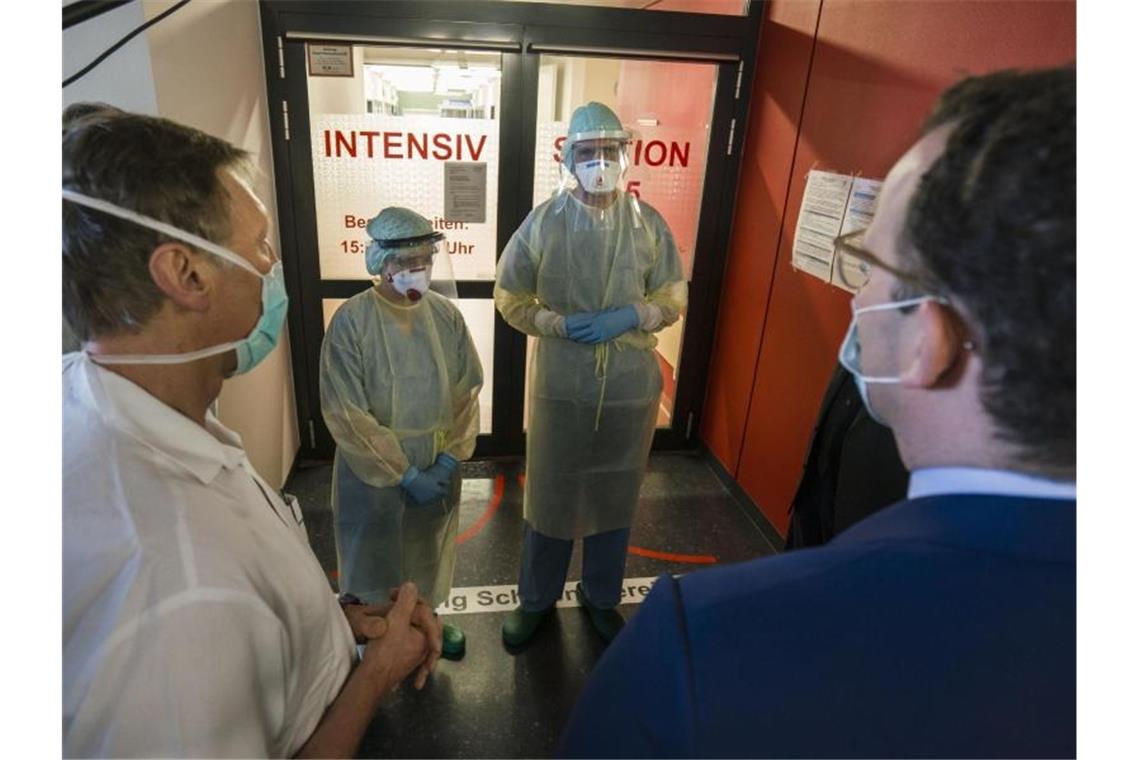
[900,300,961,389]
[148,243,212,312]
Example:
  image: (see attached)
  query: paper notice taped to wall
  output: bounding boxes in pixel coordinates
[791,170,884,291]
[831,177,883,293]
[792,170,853,281]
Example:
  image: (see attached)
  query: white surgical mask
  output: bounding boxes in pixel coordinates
[62,189,288,375]
[574,158,622,194]
[389,267,431,301]
[837,295,944,425]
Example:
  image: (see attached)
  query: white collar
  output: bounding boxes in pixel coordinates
[908,467,1076,501]
[72,353,247,483]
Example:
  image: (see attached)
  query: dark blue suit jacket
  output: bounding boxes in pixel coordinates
[558,495,1076,758]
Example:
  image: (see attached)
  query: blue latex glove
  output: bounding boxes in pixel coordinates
[400,466,448,505]
[422,453,459,489]
[565,305,640,345]
[563,311,598,341]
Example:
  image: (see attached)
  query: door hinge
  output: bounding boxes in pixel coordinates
[282,99,290,141]
[734,61,744,99]
[726,118,736,156]
[277,36,285,79]
[685,412,695,440]
[308,419,316,449]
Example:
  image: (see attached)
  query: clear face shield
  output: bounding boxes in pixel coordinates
[572,140,628,194]
[373,239,458,302]
[553,136,644,232]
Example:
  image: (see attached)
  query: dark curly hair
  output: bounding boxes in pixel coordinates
[901,66,1075,474]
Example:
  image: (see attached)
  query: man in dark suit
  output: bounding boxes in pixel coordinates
[785,363,908,549]
[559,66,1075,758]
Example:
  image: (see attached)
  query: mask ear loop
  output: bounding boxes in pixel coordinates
[939,299,978,356]
[63,188,274,366]
[848,295,953,384]
[62,189,264,278]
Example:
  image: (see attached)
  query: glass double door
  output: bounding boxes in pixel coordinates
[278,18,741,459]
[305,45,505,447]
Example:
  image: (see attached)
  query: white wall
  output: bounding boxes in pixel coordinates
[63,1,158,114]
[142,0,300,489]
[63,0,300,488]
[64,0,160,353]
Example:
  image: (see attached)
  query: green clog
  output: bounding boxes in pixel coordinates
[501,606,553,647]
[577,582,625,643]
[441,622,465,660]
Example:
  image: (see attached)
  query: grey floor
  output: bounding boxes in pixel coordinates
[286,451,780,758]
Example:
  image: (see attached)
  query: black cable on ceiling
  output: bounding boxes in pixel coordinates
[63,0,192,89]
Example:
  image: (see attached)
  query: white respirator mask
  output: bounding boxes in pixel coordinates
[574,158,623,194]
[389,266,432,302]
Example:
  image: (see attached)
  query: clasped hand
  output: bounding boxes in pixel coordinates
[564,305,640,344]
[400,453,458,505]
[346,582,443,691]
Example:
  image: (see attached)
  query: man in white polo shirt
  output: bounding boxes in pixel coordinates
[62,104,442,758]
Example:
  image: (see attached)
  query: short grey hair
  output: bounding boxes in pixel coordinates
[62,105,250,342]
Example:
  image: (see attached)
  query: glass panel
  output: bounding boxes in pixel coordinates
[524,55,717,430]
[307,46,502,282]
[499,0,748,16]
[532,56,715,281]
[322,297,494,435]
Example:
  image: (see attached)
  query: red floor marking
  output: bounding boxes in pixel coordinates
[457,473,506,545]
[627,545,718,564]
[516,472,718,564]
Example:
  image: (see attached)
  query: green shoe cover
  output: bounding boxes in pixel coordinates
[441,622,465,660]
[501,606,553,647]
[577,582,626,643]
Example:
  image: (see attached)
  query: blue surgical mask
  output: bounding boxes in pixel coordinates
[837,295,944,425]
[62,189,288,376]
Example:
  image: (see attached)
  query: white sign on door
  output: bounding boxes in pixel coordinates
[312,115,500,281]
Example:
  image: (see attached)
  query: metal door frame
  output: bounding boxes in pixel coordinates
[259,0,765,459]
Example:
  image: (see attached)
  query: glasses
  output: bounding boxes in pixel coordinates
[389,242,438,271]
[833,229,927,291]
[573,142,624,163]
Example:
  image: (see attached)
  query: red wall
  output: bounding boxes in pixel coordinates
[702,0,1076,535]
[616,59,718,276]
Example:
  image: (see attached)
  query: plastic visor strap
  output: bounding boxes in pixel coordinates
[63,189,268,365]
[845,295,947,383]
[618,150,642,229]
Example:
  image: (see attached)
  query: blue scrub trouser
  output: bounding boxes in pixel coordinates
[518,523,631,611]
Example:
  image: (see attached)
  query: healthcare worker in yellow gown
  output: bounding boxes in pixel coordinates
[495,102,687,646]
[321,207,483,659]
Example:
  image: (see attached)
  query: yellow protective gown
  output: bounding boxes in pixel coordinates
[495,191,686,540]
[320,288,483,606]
